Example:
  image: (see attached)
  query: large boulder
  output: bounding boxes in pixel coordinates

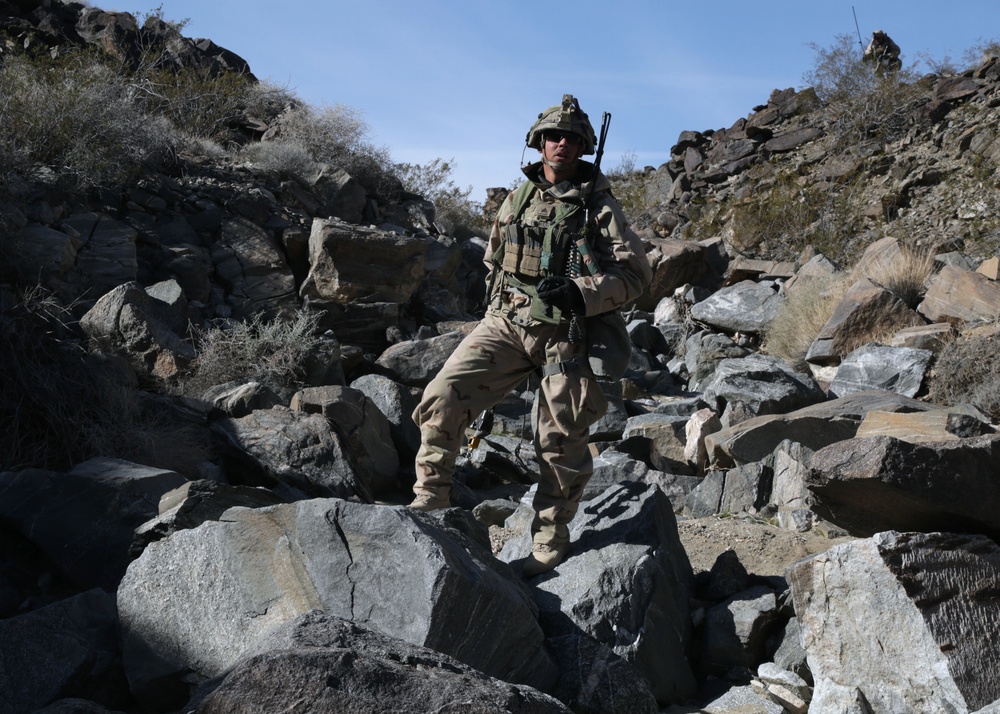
[80,281,196,381]
[190,611,570,714]
[210,217,299,318]
[500,482,697,705]
[700,353,825,419]
[689,280,783,335]
[828,344,933,399]
[0,590,127,713]
[805,433,1000,539]
[299,218,426,304]
[290,385,400,495]
[210,406,372,502]
[789,531,1000,713]
[704,390,935,468]
[0,458,186,591]
[118,499,557,707]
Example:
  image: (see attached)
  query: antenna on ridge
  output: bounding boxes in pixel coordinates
[852,6,865,58]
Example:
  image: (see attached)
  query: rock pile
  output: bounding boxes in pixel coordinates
[2,3,1000,713]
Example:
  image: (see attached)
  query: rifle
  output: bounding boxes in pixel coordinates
[565,111,612,343]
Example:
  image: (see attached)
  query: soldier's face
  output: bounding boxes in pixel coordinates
[542,132,584,165]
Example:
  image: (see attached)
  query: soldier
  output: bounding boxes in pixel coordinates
[408,94,651,576]
[863,29,902,74]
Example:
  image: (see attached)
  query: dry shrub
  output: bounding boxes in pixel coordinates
[182,310,324,398]
[1,287,207,475]
[266,103,397,197]
[762,274,850,368]
[0,53,172,189]
[240,140,316,178]
[928,332,1000,419]
[804,34,925,151]
[852,242,936,308]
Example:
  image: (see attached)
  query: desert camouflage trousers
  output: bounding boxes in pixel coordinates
[412,310,609,529]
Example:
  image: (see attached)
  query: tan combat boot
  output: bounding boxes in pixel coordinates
[523,523,570,577]
[408,491,451,512]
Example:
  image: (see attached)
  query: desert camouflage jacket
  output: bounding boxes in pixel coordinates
[485,160,651,326]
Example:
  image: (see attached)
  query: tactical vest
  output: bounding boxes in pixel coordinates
[499,181,583,279]
[491,181,601,324]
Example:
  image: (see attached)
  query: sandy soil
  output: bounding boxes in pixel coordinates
[676,514,856,577]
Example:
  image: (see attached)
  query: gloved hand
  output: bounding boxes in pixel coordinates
[535,276,585,315]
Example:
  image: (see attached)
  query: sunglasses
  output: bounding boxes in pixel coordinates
[544,131,583,145]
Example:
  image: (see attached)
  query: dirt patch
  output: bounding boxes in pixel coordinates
[676,514,856,578]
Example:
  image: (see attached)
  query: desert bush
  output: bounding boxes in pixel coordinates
[0,52,172,189]
[928,332,1000,419]
[606,150,638,179]
[394,158,487,238]
[853,242,936,308]
[804,34,924,150]
[132,63,257,144]
[762,274,850,368]
[182,309,324,397]
[240,140,316,178]
[266,103,397,197]
[962,37,1000,69]
[0,287,207,474]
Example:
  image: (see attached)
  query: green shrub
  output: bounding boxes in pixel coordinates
[182,309,324,397]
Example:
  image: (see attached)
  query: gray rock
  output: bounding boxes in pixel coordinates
[349,373,422,461]
[131,479,285,557]
[80,281,196,381]
[210,216,298,317]
[828,344,933,398]
[0,458,186,590]
[500,482,697,705]
[190,611,569,714]
[586,450,699,511]
[689,280,783,334]
[300,218,426,305]
[684,331,750,391]
[0,590,125,713]
[546,634,658,714]
[201,381,283,417]
[374,330,466,387]
[806,433,1000,539]
[699,585,782,679]
[704,390,935,468]
[789,531,1000,713]
[118,498,557,706]
[683,464,772,518]
[211,406,371,502]
[290,385,400,495]
[702,353,825,418]
[622,413,692,474]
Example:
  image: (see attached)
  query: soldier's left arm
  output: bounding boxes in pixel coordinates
[572,192,652,316]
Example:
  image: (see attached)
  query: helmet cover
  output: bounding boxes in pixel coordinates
[526,94,596,155]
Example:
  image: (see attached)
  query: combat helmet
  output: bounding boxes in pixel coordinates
[526,94,596,155]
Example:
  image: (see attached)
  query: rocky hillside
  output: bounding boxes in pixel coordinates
[2,3,1000,714]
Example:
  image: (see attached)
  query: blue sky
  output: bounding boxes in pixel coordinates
[116,1,1000,202]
